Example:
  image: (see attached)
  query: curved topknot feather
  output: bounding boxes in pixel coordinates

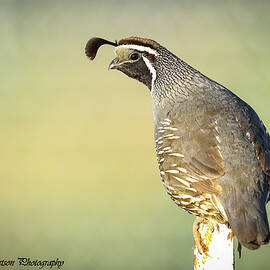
[85,37,117,60]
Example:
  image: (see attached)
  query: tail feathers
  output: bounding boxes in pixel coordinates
[221,186,270,250]
[228,207,270,249]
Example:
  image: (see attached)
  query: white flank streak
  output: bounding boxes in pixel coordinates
[164,118,171,122]
[157,150,164,155]
[163,147,171,151]
[160,171,165,175]
[119,44,158,56]
[209,197,218,210]
[166,185,175,191]
[172,195,182,199]
[165,169,179,174]
[185,176,198,183]
[160,121,170,125]
[167,136,180,139]
[163,134,174,138]
[157,145,163,150]
[169,153,184,157]
[159,158,165,163]
[180,195,192,199]
[157,140,163,144]
[180,200,191,205]
[186,187,197,192]
[168,127,178,131]
[173,176,191,187]
[178,167,187,173]
[200,204,209,210]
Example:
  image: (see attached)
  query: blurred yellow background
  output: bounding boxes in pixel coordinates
[1,0,270,269]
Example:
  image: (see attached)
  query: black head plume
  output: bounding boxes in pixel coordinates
[85,37,118,60]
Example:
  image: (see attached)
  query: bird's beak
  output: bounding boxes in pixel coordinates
[108,58,119,70]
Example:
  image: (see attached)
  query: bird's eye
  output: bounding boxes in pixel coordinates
[130,53,140,61]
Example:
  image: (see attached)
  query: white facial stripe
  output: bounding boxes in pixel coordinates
[118,44,158,56]
[142,56,156,90]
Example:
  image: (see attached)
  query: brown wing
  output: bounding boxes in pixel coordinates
[158,109,224,193]
[156,109,226,222]
[181,113,224,193]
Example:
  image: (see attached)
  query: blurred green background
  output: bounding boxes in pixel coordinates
[1,0,270,269]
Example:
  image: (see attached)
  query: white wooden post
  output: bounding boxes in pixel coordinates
[194,222,234,270]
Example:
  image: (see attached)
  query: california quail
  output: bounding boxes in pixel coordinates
[85,36,270,250]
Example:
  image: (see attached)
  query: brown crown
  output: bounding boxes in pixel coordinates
[118,37,159,50]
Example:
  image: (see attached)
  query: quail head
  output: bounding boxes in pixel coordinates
[85,36,270,250]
